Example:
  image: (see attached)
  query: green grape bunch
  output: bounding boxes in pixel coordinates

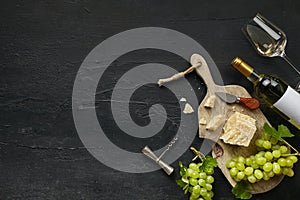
[226,123,298,185]
[176,147,218,200]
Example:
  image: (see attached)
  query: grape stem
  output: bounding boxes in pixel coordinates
[282,139,299,155]
[190,147,205,161]
[281,153,300,157]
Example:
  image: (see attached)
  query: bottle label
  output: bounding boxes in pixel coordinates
[274,86,300,124]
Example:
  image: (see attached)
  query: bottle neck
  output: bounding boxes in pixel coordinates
[231,57,261,85]
[247,70,261,85]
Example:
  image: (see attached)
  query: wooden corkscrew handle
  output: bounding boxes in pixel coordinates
[238,97,260,110]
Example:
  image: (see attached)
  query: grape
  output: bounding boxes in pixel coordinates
[244,167,254,176]
[231,157,238,162]
[189,196,197,200]
[273,163,281,174]
[262,171,270,181]
[279,146,288,154]
[205,183,213,191]
[272,144,280,150]
[230,168,238,177]
[191,171,200,178]
[187,168,194,177]
[286,159,293,167]
[238,156,246,164]
[245,158,252,166]
[226,161,236,169]
[247,175,257,183]
[189,196,196,200]
[237,171,245,180]
[208,191,214,198]
[257,151,266,157]
[236,163,245,171]
[255,153,262,159]
[255,139,264,147]
[192,185,200,194]
[254,169,263,179]
[198,179,206,187]
[206,175,214,184]
[282,167,289,175]
[287,168,294,177]
[267,171,275,178]
[251,162,259,169]
[234,177,241,182]
[189,163,198,171]
[264,151,273,161]
[263,141,272,149]
[200,188,208,197]
[262,132,271,140]
[190,192,200,199]
[205,191,213,199]
[270,137,278,145]
[189,178,198,186]
[205,168,214,175]
[277,158,287,167]
[272,150,281,158]
[199,172,207,179]
[256,157,267,165]
[263,162,273,172]
[288,155,298,164]
[205,193,212,200]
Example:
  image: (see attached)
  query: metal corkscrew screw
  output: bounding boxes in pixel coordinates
[142,137,178,175]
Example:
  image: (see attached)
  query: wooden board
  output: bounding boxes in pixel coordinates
[191,54,284,194]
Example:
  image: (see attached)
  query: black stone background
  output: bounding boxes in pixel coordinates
[1,0,300,199]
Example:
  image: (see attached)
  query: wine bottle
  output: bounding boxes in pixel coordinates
[231,57,300,129]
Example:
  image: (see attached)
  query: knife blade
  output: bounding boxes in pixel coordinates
[215,91,260,110]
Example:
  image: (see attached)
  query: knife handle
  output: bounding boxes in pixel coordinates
[238,97,260,110]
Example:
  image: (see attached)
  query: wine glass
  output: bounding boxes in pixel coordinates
[242,13,300,92]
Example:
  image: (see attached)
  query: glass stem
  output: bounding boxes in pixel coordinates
[281,52,300,75]
[281,52,300,92]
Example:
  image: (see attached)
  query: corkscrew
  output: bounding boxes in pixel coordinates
[142,136,178,175]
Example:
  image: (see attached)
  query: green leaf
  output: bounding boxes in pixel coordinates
[263,123,294,141]
[176,179,187,188]
[199,156,217,172]
[181,175,189,184]
[179,161,187,177]
[183,184,189,190]
[232,182,252,199]
[263,123,281,140]
[184,186,189,195]
[278,124,294,138]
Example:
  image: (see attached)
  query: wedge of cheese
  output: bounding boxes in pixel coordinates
[183,103,194,114]
[220,112,256,147]
[206,114,225,131]
[199,118,207,125]
[204,95,216,108]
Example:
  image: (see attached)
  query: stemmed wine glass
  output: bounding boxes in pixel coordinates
[242,13,300,92]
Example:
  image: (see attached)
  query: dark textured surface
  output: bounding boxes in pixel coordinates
[1,0,300,199]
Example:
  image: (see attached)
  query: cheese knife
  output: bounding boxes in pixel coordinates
[215,91,260,110]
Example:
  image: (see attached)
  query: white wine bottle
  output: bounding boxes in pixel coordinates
[231,57,300,129]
